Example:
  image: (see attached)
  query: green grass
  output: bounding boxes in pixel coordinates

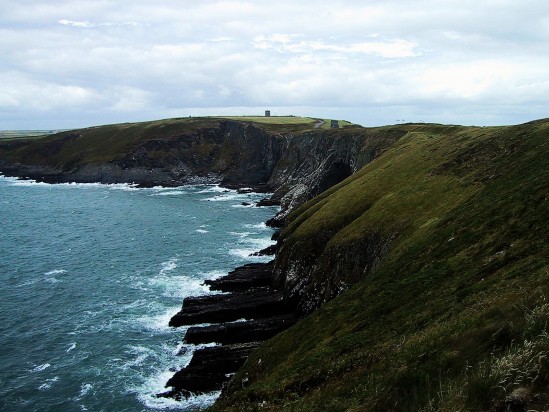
[0,130,59,139]
[213,120,549,411]
[214,116,358,133]
[0,117,226,168]
[0,116,361,171]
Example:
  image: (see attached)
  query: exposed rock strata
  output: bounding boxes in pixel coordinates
[159,343,260,400]
[169,289,290,327]
[165,261,297,397]
[184,315,296,345]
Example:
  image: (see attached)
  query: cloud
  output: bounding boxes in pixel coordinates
[1,0,549,128]
[58,19,145,28]
[253,34,419,58]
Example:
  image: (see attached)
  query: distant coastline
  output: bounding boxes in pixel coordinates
[0,130,68,139]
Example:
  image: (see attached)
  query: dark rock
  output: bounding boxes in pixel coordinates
[271,229,281,241]
[164,343,259,395]
[169,289,291,327]
[184,315,297,345]
[237,188,254,194]
[251,243,277,256]
[256,197,280,207]
[266,215,285,228]
[204,262,274,293]
[241,202,251,206]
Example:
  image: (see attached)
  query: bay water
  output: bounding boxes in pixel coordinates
[0,176,277,411]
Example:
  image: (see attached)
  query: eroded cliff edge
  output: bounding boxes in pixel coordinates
[0,118,403,221]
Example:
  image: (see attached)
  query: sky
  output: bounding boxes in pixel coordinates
[1,0,548,129]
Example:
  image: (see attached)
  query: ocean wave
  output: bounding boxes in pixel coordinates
[30,363,51,373]
[67,342,77,353]
[38,377,59,391]
[44,269,67,276]
[10,179,50,187]
[149,190,188,197]
[135,305,181,333]
[78,383,93,398]
[229,231,253,238]
[201,193,248,202]
[195,229,209,233]
[244,222,268,230]
[229,248,264,259]
[128,341,220,411]
[195,185,232,194]
[159,258,179,276]
[201,269,227,280]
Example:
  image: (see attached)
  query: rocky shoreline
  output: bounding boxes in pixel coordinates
[160,248,299,399]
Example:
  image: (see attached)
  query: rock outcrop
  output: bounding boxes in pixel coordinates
[165,261,297,398]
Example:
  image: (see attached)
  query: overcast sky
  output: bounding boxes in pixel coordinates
[1,0,548,129]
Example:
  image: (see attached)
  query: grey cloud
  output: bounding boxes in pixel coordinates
[1,0,548,129]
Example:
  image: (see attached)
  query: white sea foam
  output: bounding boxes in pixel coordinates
[195,185,230,194]
[67,342,77,353]
[38,377,59,391]
[201,193,246,202]
[135,305,181,333]
[229,231,253,238]
[195,229,209,233]
[11,179,49,187]
[149,272,212,299]
[201,269,227,280]
[44,276,61,284]
[78,383,93,398]
[130,341,220,410]
[15,278,39,288]
[159,258,179,276]
[149,190,188,197]
[229,236,276,260]
[244,222,268,230]
[124,345,154,369]
[30,363,51,372]
[229,248,260,259]
[231,203,255,208]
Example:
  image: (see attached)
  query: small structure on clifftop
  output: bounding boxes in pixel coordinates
[265,110,271,117]
[331,120,339,128]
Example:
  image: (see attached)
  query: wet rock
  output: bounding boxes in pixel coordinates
[184,315,297,345]
[256,197,280,207]
[169,289,291,327]
[163,343,260,396]
[251,244,277,256]
[204,262,274,293]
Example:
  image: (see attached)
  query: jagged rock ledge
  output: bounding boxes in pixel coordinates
[163,260,297,398]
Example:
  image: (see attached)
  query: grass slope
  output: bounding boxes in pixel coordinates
[0,116,357,170]
[216,116,355,132]
[214,120,549,411]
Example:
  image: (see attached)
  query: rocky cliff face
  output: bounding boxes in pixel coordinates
[0,120,402,220]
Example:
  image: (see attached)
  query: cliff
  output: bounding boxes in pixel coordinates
[0,117,401,218]
[214,120,549,411]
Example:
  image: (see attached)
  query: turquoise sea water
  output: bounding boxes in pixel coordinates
[0,176,277,411]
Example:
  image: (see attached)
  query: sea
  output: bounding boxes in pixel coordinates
[0,175,278,411]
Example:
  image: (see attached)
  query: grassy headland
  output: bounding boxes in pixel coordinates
[214,120,549,411]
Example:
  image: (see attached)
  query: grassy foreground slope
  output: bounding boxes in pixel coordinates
[215,120,549,411]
